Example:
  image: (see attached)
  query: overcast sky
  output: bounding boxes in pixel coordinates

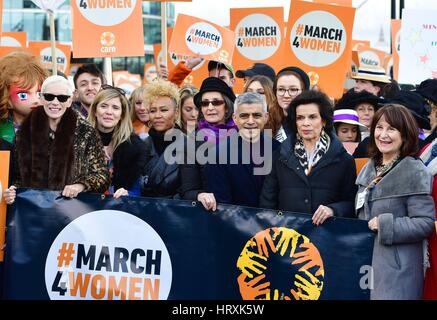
[174,0,437,53]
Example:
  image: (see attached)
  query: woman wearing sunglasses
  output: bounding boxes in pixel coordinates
[3,75,109,205]
[87,86,147,198]
[179,77,237,211]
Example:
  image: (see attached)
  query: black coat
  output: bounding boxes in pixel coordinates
[112,133,147,191]
[140,135,181,198]
[259,133,357,217]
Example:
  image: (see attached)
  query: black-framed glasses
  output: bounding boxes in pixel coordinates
[200,99,225,107]
[42,93,70,103]
[100,84,126,96]
[276,87,301,96]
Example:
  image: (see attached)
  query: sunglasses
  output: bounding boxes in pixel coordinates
[100,84,126,96]
[43,93,71,103]
[200,99,224,107]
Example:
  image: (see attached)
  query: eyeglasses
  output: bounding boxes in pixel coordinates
[42,93,70,103]
[200,99,224,107]
[100,84,126,96]
[277,88,301,97]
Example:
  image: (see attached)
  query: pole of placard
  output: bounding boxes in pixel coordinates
[103,57,113,86]
[161,2,168,68]
[49,10,57,76]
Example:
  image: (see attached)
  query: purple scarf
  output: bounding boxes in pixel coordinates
[197,118,238,145]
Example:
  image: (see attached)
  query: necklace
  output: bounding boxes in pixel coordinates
[375,155,400,176]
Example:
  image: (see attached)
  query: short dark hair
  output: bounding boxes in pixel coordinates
[198,92,234,123]
[368,104,419,162]
[287,90,334,134]
[73,63,105,88]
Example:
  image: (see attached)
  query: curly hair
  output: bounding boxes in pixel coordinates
[143,79,180,110]
[0,52,47,121]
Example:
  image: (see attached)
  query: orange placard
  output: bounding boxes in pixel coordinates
[313,0,353,6]
[155,27,208,89]
[28,41,71,75]
[143,63,157,83]
[168,14,236,65]
[351,39,370,51]
[0,32,27,47]
[0,151,10,262]
[71,0,144,58]
[357,46,388,68]
[285,1,356,98]
[0,46,34,58]
[355,158,369,175]
[230,7,286,94]
[391,19,401,81]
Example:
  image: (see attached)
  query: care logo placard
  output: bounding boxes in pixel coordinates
[71,0,144,58]
[45,210,172,300]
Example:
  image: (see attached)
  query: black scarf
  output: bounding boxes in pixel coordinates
[148,128,175,156]
[98,130,113,147]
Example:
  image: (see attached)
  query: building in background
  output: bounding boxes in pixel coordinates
[1,0,175,77]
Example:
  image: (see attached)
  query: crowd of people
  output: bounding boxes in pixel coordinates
[0,50,436,300]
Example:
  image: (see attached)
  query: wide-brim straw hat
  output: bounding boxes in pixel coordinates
[351,66,391,84]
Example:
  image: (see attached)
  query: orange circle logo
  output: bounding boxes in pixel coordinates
[100,32,115,47]
[237,227,324,300]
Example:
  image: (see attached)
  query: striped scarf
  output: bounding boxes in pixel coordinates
[294,130,330,175]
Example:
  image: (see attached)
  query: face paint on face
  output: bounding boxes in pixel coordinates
[9,83,42,124]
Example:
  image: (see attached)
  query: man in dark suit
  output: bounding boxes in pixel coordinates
[206,92,279,207]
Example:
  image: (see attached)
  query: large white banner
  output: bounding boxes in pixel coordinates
[398,9,437,85]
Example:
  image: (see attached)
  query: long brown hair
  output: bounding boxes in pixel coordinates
[368,104,419,163]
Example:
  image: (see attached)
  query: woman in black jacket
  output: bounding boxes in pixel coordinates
[140,79,183,198]
[260,90,357,225]
[88,85,147,197]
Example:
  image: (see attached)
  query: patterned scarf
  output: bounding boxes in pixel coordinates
[294,130,330,175]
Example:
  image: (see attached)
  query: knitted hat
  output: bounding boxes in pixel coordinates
[194,77,236,109]
[277,66,310,90]
[333,109,367,127]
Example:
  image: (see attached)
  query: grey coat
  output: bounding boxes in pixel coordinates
[356,156,435,300]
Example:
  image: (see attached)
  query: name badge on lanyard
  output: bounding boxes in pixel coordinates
[356,188,368,210]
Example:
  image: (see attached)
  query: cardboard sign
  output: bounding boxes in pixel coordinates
[391,19,401,81]
[0,32,27,47]
[155,27,208,88]
[399,9,437,84]
[351,39,370,51]
[285,1,355,98]
[143,63,157,83]
[71,0,144,58]
[313,0,353,6]
[28,41,71,75]
[0,151,10,262]
[357,46,388,68]
[354,158,369,175]
[168,14,235,65]
[230,7,285,94]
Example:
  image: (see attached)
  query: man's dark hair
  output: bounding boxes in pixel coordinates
[287,90,334,134]
[73,63,105,88]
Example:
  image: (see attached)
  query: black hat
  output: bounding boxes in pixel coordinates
[335,88,384,110]
[277,66,310,90]
[388,90,431,130]
[194,77,236,109]
[416,79,437,105]
[235,63,276,82]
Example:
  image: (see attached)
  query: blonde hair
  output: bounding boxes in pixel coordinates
[143,79,180,110]
[88,88,132,151]
[130,85,147,123]
[178,85,199,132]
[0,51,47,121]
